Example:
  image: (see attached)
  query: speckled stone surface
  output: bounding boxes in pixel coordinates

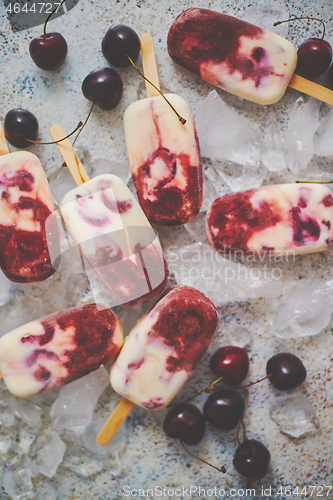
[1,1,333,499]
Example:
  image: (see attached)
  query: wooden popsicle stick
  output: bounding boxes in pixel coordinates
[50,124,90,185]
[96,398,135,446]
[288,74,333,106]
[140,33,161,97]
[0,122,10,156]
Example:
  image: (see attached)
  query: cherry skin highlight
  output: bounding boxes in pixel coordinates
[4,109,39,149]
[209,346,249,386]
[102,25,141,67]
[29,32,68,71]
[81,68,123,111]
[296,38,332,79]
[266,352,307,391]
[163,403,205,445]
[233,439,270,479]
[203,389,245,430]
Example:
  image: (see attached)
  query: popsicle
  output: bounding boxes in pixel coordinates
[0,123,59,283]
[123,33,203,225]
[96,285,218,445]
[167,8,333,106]
[0,303,123,398]
[206,184,333,256]
[50,125,169,306]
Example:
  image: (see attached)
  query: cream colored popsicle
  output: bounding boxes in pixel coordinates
[50,125,168,306]
[0,303,123,398]
[206,183,333,255]
[0,124,59,283]
[167,8,333,106]
[123,34,203,226]
[96,285,218,445]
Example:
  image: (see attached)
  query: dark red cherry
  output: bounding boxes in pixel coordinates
[163,403,205,445]
[266,353,307,391]
[233,439,270,479]
[82,68,123,111]
[29,32,68,71]
[209,346,249,386]
[102,25,141,68]
[4,109,38,148]
[203,389,245,430]
[296,38,332,79]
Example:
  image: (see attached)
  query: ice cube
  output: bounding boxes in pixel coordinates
[274,280,333,338]
[166,242,283,306]
[184,212,209,243]
[212,161,266,192]
[48,166,77,206]
[3,455,33,500]
[283,98,320,174]
[260,107,286,171]
[87,157,131,184]
[270,394,320,438]
[200,171,222,213]
[242,3,290,37]
[6,395,42,429]
[314,108,333,157]
[112,303,148,336]
[196,91,261,167]
[50,366,110,429]
[34,431,66,478]
[81,415,127,456]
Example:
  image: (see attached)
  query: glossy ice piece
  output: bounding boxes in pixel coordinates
[0,303,123,398]
[167,8,297,105]
[110,285,218,409]
[60,174,168,305]
[124,94,202,225]
[206,184,333,256]
[0,151,59,283]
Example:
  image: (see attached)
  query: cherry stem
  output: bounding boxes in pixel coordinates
[72,102,95,147]
[44,0,67,38]
[171,377,224,406]
[296,180,333,184]
[26,121,83,145]
[180,441,226,473]
[273,16,326,41]
[205,373,273,394]
[126,55,186,125]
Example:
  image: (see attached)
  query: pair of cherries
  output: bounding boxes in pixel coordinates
[30,22,141,110]
[6,25,142,148]
[163,347,307,480]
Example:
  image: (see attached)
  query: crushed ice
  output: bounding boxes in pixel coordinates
[270,394,320,438]
[166,242,283,306]
[34,431,66,478]
[242,3,290,37]
[50,366,110,429]
[196,90,261,167]
[283,98,321,174]
[274,280,333,338]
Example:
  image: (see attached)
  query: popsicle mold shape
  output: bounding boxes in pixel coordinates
[124,93,203,225]
[60,173,168,306]
[167,8,298,105]
[206,184,333,256]
[0,151,59,283]
[110,285,218,409]
[0,303,123,398]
